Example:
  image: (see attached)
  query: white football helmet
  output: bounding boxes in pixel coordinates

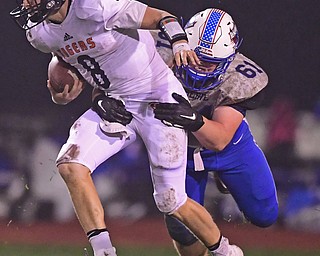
[176,8,241,91]
[10,0,66,30]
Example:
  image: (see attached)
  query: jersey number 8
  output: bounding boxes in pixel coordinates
[78,55,110,88]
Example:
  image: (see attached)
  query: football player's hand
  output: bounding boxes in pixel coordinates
[92,94,133,126]
[172,40,200,67]
[153,93,204,132]
[47,78,85,105]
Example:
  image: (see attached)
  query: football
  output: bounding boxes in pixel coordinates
[47,56,80,93]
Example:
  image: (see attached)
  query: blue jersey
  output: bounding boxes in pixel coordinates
[186,119,278,227]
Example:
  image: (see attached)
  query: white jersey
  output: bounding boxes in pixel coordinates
[26,0,190,213]
[26,0,176,97]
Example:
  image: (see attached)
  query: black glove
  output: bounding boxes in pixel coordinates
[153,93,204,132]
[92,94,133,126]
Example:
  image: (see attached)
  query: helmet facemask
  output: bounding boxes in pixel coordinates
[10,0,66,30]
[175,55,235,92]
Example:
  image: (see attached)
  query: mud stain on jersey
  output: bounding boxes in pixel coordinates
[156,188,177,213]
[71,120,81,135]
[56,144,80,163]
[161,132,184,166]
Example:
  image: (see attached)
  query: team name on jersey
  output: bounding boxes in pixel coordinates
[56,37,96,58]
[187,91,209,101]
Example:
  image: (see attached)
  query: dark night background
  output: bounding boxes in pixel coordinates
[1,1,319,125]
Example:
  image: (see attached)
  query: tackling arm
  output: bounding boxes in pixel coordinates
[153,93,204,132]
[193,106,243,151]
[153,94,244,152]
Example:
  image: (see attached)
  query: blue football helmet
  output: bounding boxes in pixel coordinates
[10,0,66,30]
[176,8,241,91]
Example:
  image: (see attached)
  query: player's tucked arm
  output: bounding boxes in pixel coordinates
[47,78,85,105]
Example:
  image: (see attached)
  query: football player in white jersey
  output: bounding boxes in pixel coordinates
[152,8,279,256]
[10,1,235,256]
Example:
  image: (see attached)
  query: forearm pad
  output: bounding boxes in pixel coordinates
[158,16,188,45]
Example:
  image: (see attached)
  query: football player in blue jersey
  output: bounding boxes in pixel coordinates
[152,8,279,256]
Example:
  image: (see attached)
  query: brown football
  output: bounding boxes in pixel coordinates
[47,56,79,93]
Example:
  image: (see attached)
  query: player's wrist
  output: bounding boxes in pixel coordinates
[93,94,106,104]
[172,42,191,56]
[51,95,69,105]
[188,112,205,132]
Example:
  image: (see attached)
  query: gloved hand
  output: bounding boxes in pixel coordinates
[153,93,204,132]
[92,94,133,126]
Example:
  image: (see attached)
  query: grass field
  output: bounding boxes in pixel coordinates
[2,218,320,256]
[0,244,319,256]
